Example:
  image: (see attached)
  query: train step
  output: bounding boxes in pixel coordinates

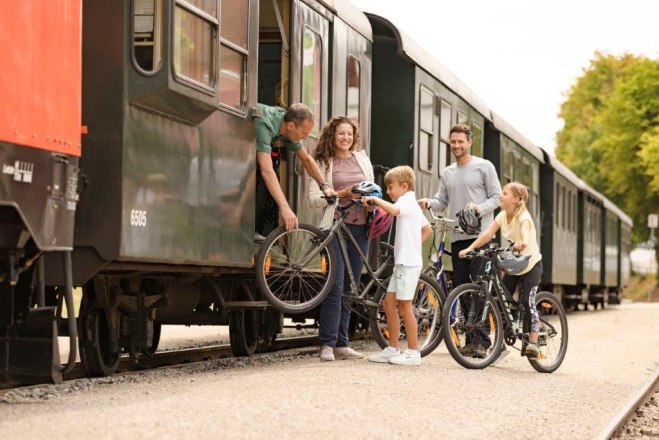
[0,307,62,385]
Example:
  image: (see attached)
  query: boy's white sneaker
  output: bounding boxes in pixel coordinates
[367,346,400,363]
[388,349,422,366]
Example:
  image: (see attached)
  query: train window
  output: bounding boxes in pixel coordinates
[219,0,249,110]
[514,153,523,182]
[302,27,322,138]
[439,100,452,176]
[347,56,360,120]
[133,0,164,73]
[561,185,567,229]
[572,192,577,232]
[567,190,572,232]
[502,145,512,184]
[440,100,451,141]
[457,111,468,125]
[471,122,482,157]
[173,1,219,89]
[418,87,434,172]
[555,182,561,228]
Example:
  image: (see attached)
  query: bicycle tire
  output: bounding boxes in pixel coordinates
[369,273,444,357]
[255,224,337,314]
[441,283,504,369]
[528,291,568,373]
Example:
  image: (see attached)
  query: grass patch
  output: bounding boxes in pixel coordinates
[621,273,659,302]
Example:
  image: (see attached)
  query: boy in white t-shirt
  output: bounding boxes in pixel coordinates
[459,182,543,358]
[361,166,432,366]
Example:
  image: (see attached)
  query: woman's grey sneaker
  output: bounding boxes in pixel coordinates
[367,346,400,363]
[334,346,363,360]
[389,349,421,366]
[320,345,335,361]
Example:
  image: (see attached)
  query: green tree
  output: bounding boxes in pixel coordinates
[556,53,659,243]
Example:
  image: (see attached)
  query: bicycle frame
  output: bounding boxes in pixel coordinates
[426,212,461,296]
[310,200,392,303]
[477,260,522,337]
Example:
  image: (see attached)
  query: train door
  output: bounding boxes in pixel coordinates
[257,0,329,229]
[289,1,329,225]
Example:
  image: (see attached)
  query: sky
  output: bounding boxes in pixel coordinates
[350,0,659,155]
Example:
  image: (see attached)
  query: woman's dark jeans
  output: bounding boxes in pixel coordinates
[319,223,369,348]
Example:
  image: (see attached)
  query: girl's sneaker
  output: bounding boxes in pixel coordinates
[367,346,400,363]
[525,343,540,359]
[389,349,421,366]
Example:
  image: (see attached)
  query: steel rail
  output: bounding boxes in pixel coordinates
[597,366,659,439]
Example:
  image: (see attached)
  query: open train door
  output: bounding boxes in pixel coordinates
[288,1,330,226]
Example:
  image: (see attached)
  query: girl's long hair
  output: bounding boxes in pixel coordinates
[505,182,529,219]
[312,116,361,169]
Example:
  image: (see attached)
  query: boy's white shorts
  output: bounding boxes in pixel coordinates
[387,264,423,301]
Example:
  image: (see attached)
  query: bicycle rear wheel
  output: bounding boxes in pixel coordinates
[255,224,336,314]
[528,291,568,373]
[369,273,444,357]
[441,283,503,369]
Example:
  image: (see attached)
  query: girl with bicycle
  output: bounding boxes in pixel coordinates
[309,116,374,362]
[458,182,543,358]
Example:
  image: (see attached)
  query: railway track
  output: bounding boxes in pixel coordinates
[600,367,659,439]
[0,334,323,395]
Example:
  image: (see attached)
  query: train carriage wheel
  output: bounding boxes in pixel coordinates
[141,323,162,357]
[229,282,260,357]
[229,310,259,357]
[78,288,121,377]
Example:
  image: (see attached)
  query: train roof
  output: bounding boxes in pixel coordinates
[365,13,491,119]
[490,112,545,162]
[318,0,373,40]
[602,196,633,226]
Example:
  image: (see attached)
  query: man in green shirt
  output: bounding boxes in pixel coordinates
[256,103,333,234]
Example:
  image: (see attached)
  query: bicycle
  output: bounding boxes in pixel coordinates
[422,210,463,301]
[440,244,568,373]
[255,197,445,356]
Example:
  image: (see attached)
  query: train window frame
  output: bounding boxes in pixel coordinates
[346,55,360,120]
[218,0,250,114]
[301,26,322,139]
[418,86,434,173]
[132,0,165,75]
[172,0,220,94]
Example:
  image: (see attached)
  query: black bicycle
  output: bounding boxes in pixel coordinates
[440,244,568,373]
[255,197,445,356]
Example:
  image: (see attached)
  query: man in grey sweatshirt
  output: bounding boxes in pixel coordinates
[418,123,501,356]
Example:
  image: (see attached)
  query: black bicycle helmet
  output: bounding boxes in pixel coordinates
[351,181,382,198]
[496,253,531,275]
[456,206,481,235]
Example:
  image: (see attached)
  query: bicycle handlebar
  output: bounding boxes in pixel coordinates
[425,208,464,234]
[463,243,515,259]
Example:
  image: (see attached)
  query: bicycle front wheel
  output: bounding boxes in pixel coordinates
[369,273,444,357]
[528,291,568,373]
[441,283,503,369]
[255,224,336,314]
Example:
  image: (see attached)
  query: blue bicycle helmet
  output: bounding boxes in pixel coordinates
[351,181,382,198]
[496,253,531,275]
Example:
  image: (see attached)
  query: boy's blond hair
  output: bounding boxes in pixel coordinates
[384,165,415,190]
